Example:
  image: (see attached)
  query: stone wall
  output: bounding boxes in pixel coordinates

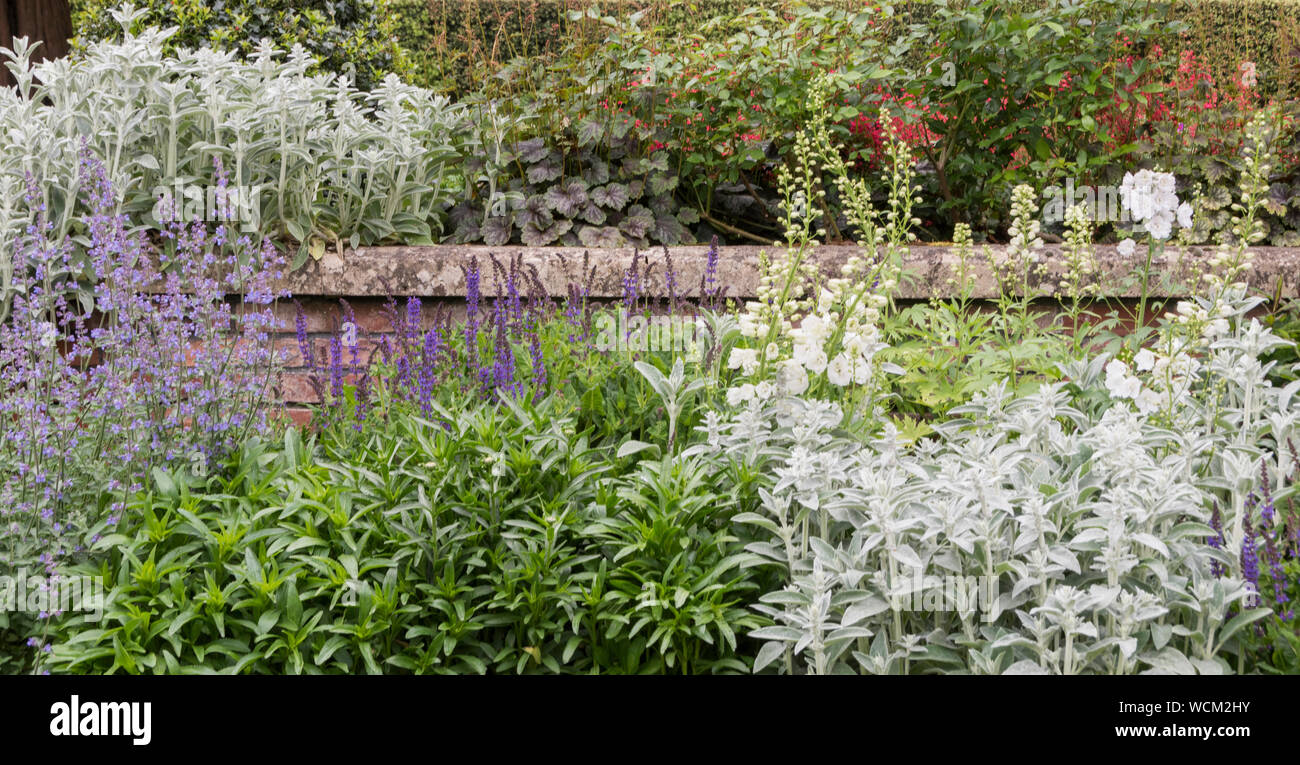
[275,243,1300,423]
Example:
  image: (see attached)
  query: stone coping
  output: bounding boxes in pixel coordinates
[279,244,1300,301]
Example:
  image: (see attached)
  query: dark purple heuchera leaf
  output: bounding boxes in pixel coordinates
[619,204,654,240]
[521,217,572,246]
[648,173,678,196]
[677,206,700,225]
[463,155,487,176]
[582,157,610,186]
[514,137,549,164]
[526,157,563,185]
[579,202,607,226]
[647,193,675,217]
[626,179,645,200]
[544,180,589,218]
[449,201,478,227]
[641,152,670,174]
[481,215,513,246]
[590,183,629,211]
[578,225,625,248]
[453,218,481,243]
[576,118,605,148]
[652,214,689,245]
[516,194,553,231]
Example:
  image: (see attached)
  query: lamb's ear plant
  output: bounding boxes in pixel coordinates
[633,357,707,453]
[700,104,1300,675]
[1,10,464,308]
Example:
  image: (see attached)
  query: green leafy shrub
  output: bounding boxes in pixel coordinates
[43,391,772,673]
[71,0,411,90]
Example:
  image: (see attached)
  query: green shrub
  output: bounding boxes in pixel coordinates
[393,0,1300,100]
[71,0,412,90]
[43,396,773,674]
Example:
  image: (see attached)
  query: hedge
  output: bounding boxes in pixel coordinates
[390,0,1300,99]
[70,0,411,90]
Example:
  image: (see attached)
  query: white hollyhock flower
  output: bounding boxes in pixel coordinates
[728,347,760,376]
[1177,201,1193,229]
[793,313,831,345]
[1105,359,1140,399]
[1205,318,1230,339]
[1117,238,1136,257]
[1144,209,1174,240]
[754,381,775,401]
[1120,169,1181,240]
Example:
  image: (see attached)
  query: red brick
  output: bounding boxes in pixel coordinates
[280,372,323,404]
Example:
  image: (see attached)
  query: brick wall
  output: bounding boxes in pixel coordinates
[271,243,1300,423]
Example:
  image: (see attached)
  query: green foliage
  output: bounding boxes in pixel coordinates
[71,0,411,90]
[43,396,772,674]
[394,1,1300,101]
[900,0,1183,231]
[0,13,462,284]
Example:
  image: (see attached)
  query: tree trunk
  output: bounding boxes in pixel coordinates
[1,0,73,87]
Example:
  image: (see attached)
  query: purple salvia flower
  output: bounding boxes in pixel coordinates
[328,333,345,405]
[662,245,679,313]
[1242,494,1261,607]
[463,256,482,377]
[1208,501,1227,578]
[294,300,314,370]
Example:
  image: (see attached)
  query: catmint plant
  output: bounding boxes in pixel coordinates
[1,147,285,671]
